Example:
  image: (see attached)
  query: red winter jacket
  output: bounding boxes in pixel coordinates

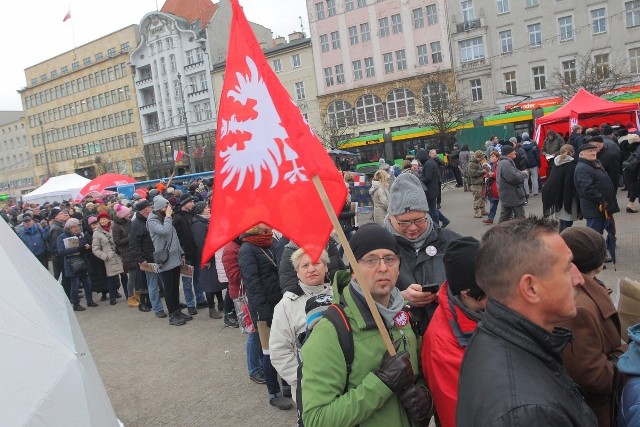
[222,238,241,300]
[421,282,481,427]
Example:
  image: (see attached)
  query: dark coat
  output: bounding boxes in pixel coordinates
[561,275,627,427]
[448,149,460,167]
[574,158,620,219]
[522,140,541,168]
[238,237,282,323]
[544,133,565,156]
[457,299,598,427]
[112,217,136,270]
[542,157,579,217]
[173,209,199,264]
[18,224,50,257]
[497,156,528,208]
[191,214,226,293]
[84,230,108,293]
[570,131,584,152]
[48,220,66,258]
[421,157,441,199]
[56,230,92,278]
[128,213,155,264]
[597,146,621,194]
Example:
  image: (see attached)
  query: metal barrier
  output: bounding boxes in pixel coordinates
[440,166,456,191]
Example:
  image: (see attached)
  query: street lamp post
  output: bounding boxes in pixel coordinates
[176,73,196,172]
[38,119,52,179]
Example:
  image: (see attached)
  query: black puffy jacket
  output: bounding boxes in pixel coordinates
[457,299,597,427]
[129,213,155,264]
[238,237,282,323]
[574,158,620,218]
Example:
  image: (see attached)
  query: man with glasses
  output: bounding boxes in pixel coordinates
[301,223,433,426]
[383,173,460,335]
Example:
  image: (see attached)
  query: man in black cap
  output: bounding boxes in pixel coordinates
[497,144,529,222]
[574,143,620,234]
[301,223,434,426]
[129,199,167,318]
[173,193,207,313]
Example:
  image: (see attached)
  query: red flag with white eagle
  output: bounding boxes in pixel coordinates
[569,110,579,132]
[201,0,347,263]
[173,149,184,162]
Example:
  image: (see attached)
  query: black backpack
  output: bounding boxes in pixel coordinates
[295,303,354,427]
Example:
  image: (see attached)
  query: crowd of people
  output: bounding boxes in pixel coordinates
[2,120,640,425]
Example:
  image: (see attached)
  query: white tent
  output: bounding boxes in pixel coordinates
[0,219,121,426]
[22,174,91,205]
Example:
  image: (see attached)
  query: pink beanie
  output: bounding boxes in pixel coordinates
[115,204,131,219]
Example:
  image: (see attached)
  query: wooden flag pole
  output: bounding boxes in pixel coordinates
[312,175,396,356]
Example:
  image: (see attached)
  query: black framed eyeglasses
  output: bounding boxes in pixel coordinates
[395,216,428,228]
[358,254,400,268]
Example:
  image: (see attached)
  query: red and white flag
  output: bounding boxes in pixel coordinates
[62,8,71,22]
[569,110,579,132]
[173,149,184,162]
[201,0,347,263]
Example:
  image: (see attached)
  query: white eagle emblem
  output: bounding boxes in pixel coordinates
[219,56,308,190]
[394,311,409,327]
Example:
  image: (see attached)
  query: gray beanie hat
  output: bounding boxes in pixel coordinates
[153,195,169,211]
[388,173,430,215]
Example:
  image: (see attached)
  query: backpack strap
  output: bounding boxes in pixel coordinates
[323,304,354,393]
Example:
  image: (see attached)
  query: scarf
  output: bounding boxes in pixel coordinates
[242,233,273,248]
[383,214,436,251]
[100,222,111,233]
[299,281,331,297]
[350,280,404,329]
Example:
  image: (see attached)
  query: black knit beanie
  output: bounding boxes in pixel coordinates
[349,223,399,260]
[560,226,607,273]
[444,237,481,295]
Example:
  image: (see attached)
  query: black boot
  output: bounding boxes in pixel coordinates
[169,310,186,326]
[176,310,193,321]
[138,294,151,312]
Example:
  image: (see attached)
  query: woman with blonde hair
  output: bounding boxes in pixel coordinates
[370,169,390,225]
[542,144,580,231]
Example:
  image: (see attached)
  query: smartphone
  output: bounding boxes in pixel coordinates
[422,284,439,294]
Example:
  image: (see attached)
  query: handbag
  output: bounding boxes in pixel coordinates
[152,227,173,264]
[233,282,255,334]
[68,256,87,275]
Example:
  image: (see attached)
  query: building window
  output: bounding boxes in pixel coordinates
[72,62,79,71]
[95,52,103,62]
[51,70,58,78]
[121,42,130,51]
[108,47,116,57]
[391,14,403,33]
[532,66,546,90]
[355,94,385,124]
[83,57,91,66]
[504,71,517,94]
[327,0,336,16]
[360,23,371,42]
[273,59,282,72]
[160,57,166,75]
[412,8,424,28]
[379,17,389,37]
[417,44,428,66]
[186,50,194,64]
[594,53,610,79]
[470,79,483,101]
[558,16,574,42]
[357,0,367,6]
[383,52,394,73]
[630,47,640,74]
[335,64,345,83]
[349,26,359,44]
[422,82,450,113]
[331,31,341,49]
[461,0,475,21]
[346,0,354,12]
[626,1,640,28]
[327,100,354,127]
[459,37,484,62]
[526,0,539,6]
[528,23,542,47]
[496,0,509,14]
[431,41,442,63]
[353,60,363,80]
[426,4,438,25]
[396,49,407,70]
[365,56,375,77]
[591,8,607,34]
[170,54,177,71]
[499,30,512,53]
[324,67,334,87]
[295,82,306,100]
[320,34,329,52]
[292,54,301,68]
[316,2,325,20]
[562,59,577,84]
[386,88,416,119]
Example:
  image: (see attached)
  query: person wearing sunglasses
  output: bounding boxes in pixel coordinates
[383,173,460,336]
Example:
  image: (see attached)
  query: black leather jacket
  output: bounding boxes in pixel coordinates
[457,299,598,427]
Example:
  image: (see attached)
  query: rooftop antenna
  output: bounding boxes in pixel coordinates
[299,16,304,34]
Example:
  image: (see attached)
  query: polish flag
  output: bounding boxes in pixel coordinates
[63,8,71,22]
[173,150,184,162]
[201,0,347,264]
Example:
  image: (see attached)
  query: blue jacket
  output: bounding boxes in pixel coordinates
[18,224,50,257]
[618,324,640,427]
[522,140,541,168]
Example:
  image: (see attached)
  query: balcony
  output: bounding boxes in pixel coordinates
[184,60,204,73]
[455,57,491,74]
[139,103,157,111]
[136,77,153,87]
[456,19,481,33]
[187,88,209,102]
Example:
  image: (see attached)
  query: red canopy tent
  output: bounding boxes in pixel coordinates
[79,174,137,197]
[534,88,638,177]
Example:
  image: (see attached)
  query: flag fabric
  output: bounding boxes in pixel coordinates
[173,150,184,162]
[63,8,71,22]
[569,110,579,131]
[352,174,367,186]
[201,0,347,263]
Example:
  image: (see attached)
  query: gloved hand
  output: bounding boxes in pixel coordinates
[372,351,414,392]
[398,385,435,423]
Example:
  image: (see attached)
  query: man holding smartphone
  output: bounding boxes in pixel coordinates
[383,173,460,335]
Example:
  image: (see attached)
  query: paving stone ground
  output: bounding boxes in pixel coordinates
[76,185,639,426]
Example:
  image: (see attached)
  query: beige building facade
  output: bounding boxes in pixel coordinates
[19,25,146,185]
[0,112,35,198]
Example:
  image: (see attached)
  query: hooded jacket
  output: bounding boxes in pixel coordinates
[369,180,389,225]
[522,140,541,168]
[457,299,597,427]
[91,223,124,277]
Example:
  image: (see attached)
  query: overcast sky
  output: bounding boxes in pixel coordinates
[0,0,309,111]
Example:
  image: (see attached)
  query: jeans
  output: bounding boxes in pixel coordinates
[246,331,263,376]
[427,198,440,226]
[586,217,606,234]
[70,273,93,306]
[107,275,119,302]
[145,271,165,314]
[487,198,499,221]
[182,267,206,308]
[54,255,71,299]
[263,354,281,396]
[525,167,539,195]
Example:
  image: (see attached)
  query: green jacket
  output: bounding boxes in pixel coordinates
[301,272,422,427]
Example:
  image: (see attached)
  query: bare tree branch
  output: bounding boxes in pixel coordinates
[315,113,357,149]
